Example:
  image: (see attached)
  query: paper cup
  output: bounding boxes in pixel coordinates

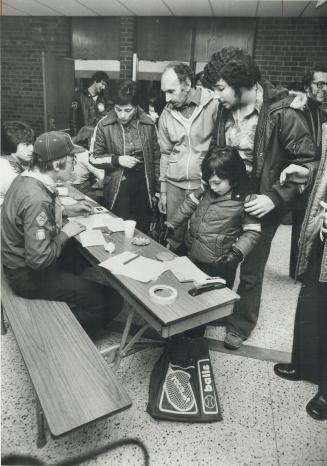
[124,220,136,239]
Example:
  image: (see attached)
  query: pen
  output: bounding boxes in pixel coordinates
[122,254,140,265]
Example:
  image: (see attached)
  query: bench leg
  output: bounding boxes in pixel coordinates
[1,304,7,335]
[36,396,47,448]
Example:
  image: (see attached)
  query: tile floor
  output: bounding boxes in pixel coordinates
[1,225,327,466]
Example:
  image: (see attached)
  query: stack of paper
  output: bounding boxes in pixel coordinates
[79,230,107,247]
[167,256,208,283]
[70,213,125,232]
[99,252,169,283]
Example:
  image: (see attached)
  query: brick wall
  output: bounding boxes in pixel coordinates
[1,17,71,135]
[119,16,136,80]
[254,17,327,88]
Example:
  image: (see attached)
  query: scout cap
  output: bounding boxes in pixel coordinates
[33,131,84,162]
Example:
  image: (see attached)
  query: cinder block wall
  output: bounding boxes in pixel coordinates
[1,17,71,135]
[254,17,327,86]
[1,16,326,135]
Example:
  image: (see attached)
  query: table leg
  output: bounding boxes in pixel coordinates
[113,305,135,370]
[36,396,46,448]
[1,304,7,335]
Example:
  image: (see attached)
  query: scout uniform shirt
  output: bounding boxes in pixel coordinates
[1,170,69,270]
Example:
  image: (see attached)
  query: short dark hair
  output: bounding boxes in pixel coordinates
[31,154,69,173]
[1,120,34,154]
[113,80,140,107]
[201,146,247,188]
[164,62,195,87]
[302,65,327,90]
[91,71,110,84]
[202,47,261,92]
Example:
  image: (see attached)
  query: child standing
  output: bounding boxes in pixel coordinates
[167,146,261,289]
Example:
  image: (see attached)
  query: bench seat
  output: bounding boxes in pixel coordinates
[1,273,132,442]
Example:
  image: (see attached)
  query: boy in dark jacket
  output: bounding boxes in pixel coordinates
[167,146,261,289]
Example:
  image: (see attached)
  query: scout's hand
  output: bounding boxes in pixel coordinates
[216,248,243,270]
[118,156,140,168]
[64,200,94,217]
[62,221,86,238]
[280,164,309,185]
[158,193,167,214]
[244,195,275,218]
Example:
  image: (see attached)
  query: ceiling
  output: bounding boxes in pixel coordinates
[2,0,327,17]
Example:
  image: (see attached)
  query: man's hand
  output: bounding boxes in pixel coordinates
[320,201,327,237]
[158,193,167,214]
[280,164,310,185]
[64,200,94,217]
[244,195,275,218]
[62,221,86,238]
[118,156,140,168]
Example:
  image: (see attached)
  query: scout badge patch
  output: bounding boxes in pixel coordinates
[147,336,222,422]
[36,211,47,226]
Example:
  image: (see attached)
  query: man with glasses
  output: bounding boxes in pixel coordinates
[289,65,327,277]
[1,131,123,338]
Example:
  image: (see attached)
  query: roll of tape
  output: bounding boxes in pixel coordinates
[149,285,178,305]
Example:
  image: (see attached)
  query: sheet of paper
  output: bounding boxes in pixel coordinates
[69,213,125,231]
[99,252,169,283]
[79,229,106,247]
[167,256,208,283]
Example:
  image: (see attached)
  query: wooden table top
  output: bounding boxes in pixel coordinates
[66,187,239,337]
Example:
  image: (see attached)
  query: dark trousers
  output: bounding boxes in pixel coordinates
[185,260,237,338]
[3,262,123,336]
[292,241,327,397]
[225,219,280,339]
[111,168,152,235]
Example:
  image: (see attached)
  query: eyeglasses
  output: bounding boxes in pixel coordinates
[312,81,327,89]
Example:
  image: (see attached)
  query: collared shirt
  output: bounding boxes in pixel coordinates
[225,84,263,173]
[169,87,202,119]
[121,116,143,156]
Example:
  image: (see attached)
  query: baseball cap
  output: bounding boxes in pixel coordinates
[33,131,84,162]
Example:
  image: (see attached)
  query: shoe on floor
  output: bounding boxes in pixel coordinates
[306,394,327,421]
[274,363,301,381]
[224,330,243,350]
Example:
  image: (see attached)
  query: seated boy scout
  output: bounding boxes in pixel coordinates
[1,131,123,337]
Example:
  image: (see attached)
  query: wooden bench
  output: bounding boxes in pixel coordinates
[1,273,132,447]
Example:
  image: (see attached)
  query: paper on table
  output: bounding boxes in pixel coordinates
[70,213,125,231]
[167,256,208,283]
[60,196,77,206]
[99,252,169,283]
[79,229,106,247]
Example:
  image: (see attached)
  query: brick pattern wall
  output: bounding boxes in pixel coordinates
[1,17,71,135]
[254,17,327,88]
[119,16,136,80]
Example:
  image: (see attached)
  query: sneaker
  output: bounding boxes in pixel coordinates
[224,330,243,350]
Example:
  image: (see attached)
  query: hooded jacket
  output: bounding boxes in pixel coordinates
[158,87,218,192]
[212,81,318,220]
[169,183,261,265]
[89,107,160,209]
[296,123,327,282]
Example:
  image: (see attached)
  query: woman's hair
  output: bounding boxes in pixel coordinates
[201,146,247,187]
[113,80,140,107]
[1,120,34,154]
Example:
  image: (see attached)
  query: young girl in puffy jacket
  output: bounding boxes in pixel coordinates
[167,146,261,288]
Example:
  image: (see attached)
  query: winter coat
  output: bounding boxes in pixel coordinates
[169,185,261,265]
[89,107,160,209]
[296,123,327,282]
[158,87,218,192]
[212,81,318,220]
[70,88,109,137]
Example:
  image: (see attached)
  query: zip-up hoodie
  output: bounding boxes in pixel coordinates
[158,87,218,192]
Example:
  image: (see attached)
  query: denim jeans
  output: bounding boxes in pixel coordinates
[166,183,195,250]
